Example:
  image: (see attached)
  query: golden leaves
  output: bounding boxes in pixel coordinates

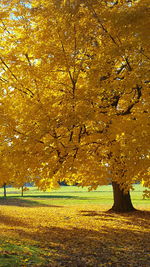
[0,0,150,192]
[0,201,150,266]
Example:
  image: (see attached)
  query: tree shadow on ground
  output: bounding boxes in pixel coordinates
[14,222,150,266]
[18,195,97,200]
[0,194,101,207]
[0,197,63,207]
[21,195,80,199]
[0,213,28,227]
[0,208,149,266]
[79,209,150,228]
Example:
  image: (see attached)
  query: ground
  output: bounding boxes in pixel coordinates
[0,185,149,266]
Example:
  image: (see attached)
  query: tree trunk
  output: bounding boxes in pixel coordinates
[110,181,136,212]
[3,183,7,198]
[21,186,24,197]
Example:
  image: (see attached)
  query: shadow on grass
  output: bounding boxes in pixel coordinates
[0,194,105,208]
[0,194,96,207]
[17,195,99,200]
[19,195,80,199]
[0,197,63,207]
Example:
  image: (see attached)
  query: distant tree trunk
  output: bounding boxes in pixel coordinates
[110,181,136,212]
[21,186,24,197]
[3,183,7,198]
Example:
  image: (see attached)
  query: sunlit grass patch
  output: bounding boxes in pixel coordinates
[0,238,45,267]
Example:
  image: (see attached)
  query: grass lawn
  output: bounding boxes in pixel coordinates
[0,185,149,266]
[0,184,149,209]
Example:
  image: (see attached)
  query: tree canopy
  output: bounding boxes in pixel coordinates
[0,0,150,203]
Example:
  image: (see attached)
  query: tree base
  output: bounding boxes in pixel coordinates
[108,206,137,213]
[111,181,136,213]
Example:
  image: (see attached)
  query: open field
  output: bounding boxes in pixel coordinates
[0,184,150,210]
[0,185,150,266]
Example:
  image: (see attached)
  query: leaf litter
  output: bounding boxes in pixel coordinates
[0,204,149,266]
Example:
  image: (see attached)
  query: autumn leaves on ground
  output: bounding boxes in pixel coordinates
[0,187,150,267]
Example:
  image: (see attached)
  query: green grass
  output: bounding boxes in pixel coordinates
[0,239,45,267]
[0,184,149,210]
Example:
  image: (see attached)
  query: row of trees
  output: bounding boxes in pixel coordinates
[0,0,150,212]
[1,184,29,198]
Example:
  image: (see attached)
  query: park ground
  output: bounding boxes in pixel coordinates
[0,185,150,266]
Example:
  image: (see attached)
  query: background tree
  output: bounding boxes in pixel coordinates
[0,0,149,211]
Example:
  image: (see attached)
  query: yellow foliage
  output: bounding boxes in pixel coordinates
[0,0,149,194]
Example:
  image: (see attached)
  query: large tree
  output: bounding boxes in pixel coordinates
[0,0,150,211]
